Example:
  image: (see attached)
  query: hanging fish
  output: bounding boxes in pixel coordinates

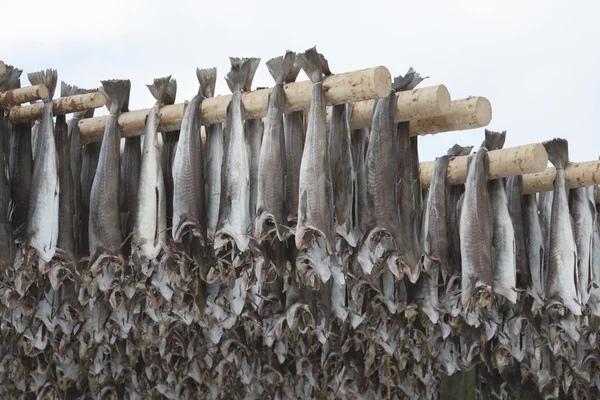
[523,192,546,305]
[26,69,59,263]
[214,59,252,253]
[197,67,222,242]
[157,77,178,232]
[506,174,531,288]
[351,127,369,242]
[89,79,131,270]
[485,130,517,304]
[254,51,295,242]
[539,190,553,283]
[80,140,101,258]
[569,185,596,305]
[131,77,173,263]
[543,138,581,315]
[120,135,141,245]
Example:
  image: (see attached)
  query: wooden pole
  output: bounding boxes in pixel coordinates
[9,91,105,122]
[420,143,548,188]
[521,160,600,194]
[0,85,49,108]
[0,61,6,77]
[78,66,391,143]
[409,97,492,137]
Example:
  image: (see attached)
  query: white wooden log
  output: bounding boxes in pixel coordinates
[0,85,49,108]
[10,91,106,122]
[409,97,491,137]
[522,160,600,194]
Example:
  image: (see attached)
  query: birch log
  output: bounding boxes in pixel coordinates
[10,91,105,122]
[521,160,600,194]
[420,143,548,188]
[0,85,49,108]
[409,97,491,136]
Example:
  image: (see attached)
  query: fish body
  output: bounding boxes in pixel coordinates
[295,47,335,254]
[543,138,581,315]
[246,119,263,223]
[80,141,101,257]
[56,112,75,257]
[89,79,131,268]
[255,51,295,242]
[26,70,59,262]
[9,121,32,235]
[539,190,554,279]
[523,193,545,304]
[351,127,369,240]
[569,186,596,305]
[506,175,530,287]
[214,59,253,253]
[121,136,141,240]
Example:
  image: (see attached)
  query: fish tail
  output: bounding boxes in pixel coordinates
[100,79,131,114]
[447,144,473,157]
[392,67,428,92]
[196,67,217,98]
[147,76,177,106]
[229,57,261,92]
[60,82,79,98]
[284,60,302,84]
[0,65,23,91]
[266,51,296,85]
[297,46,325,84]
[543,138,569,169]
[225,59,253,94]
[27,69,58,101]
[63,85,99,118]
[484,129,506,151]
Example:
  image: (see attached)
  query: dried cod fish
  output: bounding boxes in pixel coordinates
[569,185,596,305]
[506,174,531,289]
[523,192,546,305]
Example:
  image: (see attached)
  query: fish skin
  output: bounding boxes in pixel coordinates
[89,79,131,269]
[172,83,207,243]
[55,108,75,258]
[26,69,59,262]
[539,190,554,279]
[506,175,531,288]
[591,203,600,314]
[569,185,596,305]
[460,147,493,309]
[255,51,295,242]
[120,136,141,241]
[350,127,369,240]
[9,121,32,235]
[423,154,451,277]
[295,47,335,254]
[80,141,101,257]
[523,193,545,304]
[197,67,222,242]
[330,103,356,246]
[485,130,517,304]
[543,138,581,315]
[283,61,305,226]
[214,59,253,253]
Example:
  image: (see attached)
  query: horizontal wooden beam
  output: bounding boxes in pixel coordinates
[0,85,48,108]
[9,91,105,122]
[522,160,600,194]
[420,143,548,188]
[409,97,491,137]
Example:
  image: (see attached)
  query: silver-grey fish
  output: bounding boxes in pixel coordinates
[523,193,545,304]
[460,146,493,309]
[80,141,100,257]
[89,79,131,269]
[506,174,531,288]
[283,62,304,226]
[569,185,596,305]
[172,78,207,243]
[255,51,295,242]
[120,135,140,241]
[214,59,253,253]
[539,190,553,283]
[295,47,335,254]
[351,127,369,240]
[543,138,581,315]
[26,69,59,262]
[131,77,172,262]
[485,130,517,304]
[197,67,222,242]
[591,201,600,314]
[157,78,178,232]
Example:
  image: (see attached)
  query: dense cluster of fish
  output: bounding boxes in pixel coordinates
[1,48,600,399]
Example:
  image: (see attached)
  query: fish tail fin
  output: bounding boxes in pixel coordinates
[27,69,58,101]
[147,76,177,106]
[297,46,325,84]
[0,65,23,91]
[392,67,428,92]
[266,50,296,85]
[543,138,569,169]
[447,144,473,157]
[60,82,79,98]
[196,67,217,98]
[484,129,506,151]
[229,57,261,92]
[284,60,302,84]
[225,59,253,94]
[61,84,98,118]
[100,79,131,114]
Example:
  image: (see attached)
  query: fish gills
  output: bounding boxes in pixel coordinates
[295,47,335,254]
[26,69,59,262]
[197,67,222,242]
[523,193,545,304]
[543,138,581,315]
[569,186,596,305]
[460,147,493,309]
[255,51,295,242]
[214,59,253,253]
[89,79,131,268]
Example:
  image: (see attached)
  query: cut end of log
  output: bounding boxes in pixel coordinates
[372,66,393,99]
[0,84,49,109]
[0,61,6,77]
[38,85,49,101]
[436,85,452,113]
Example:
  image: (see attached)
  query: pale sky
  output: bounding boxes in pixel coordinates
[2,0,598,164]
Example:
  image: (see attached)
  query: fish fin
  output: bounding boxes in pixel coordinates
[447,144,473,157]
[225,59,252,94]
[284,60,302,84]
[319,53,332,77]
[297,46,325,84]
[483,129,507,151]
[266,51,296,85]
[229,57,261,92]
[0,65,23,91]
[60,82,78,98]
[147,76,177,106]
[392,67,428,92]
[27,69,58,101]
[542,138,569,169]
[100,79,131,114]
[196,67,217,99]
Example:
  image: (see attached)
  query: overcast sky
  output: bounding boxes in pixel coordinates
[1,0,598,164]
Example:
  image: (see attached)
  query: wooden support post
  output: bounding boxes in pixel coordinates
[0,85,49,108]
[76,66,391,143]
[409,97,492,137]
[9,91,105,122]
[522,160,600,194]
[420,143,548,188]
[0,61,6,77]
